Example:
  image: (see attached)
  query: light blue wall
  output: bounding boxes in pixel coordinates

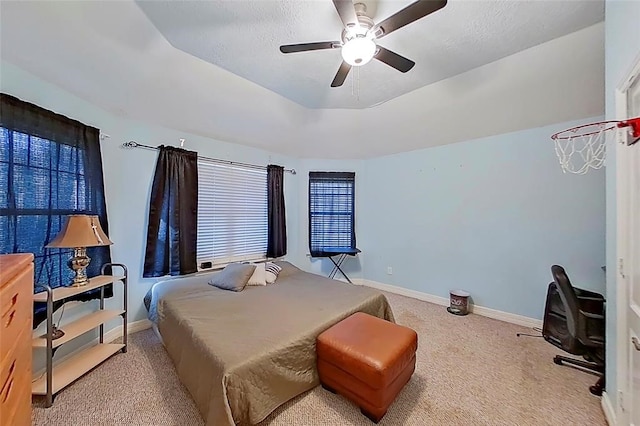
[1,58,609,378]
[260,117,606,324]
[0,61,300,325]
[604,0,640,407]
[359,119,606,320]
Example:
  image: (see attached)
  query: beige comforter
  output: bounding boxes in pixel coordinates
[150,262,394,426]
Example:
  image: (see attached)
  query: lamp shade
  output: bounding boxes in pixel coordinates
[46,215,113,248]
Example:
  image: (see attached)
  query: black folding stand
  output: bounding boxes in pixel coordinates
[317,247,361,283]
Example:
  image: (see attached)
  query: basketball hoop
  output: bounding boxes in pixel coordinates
[551,117,640,175]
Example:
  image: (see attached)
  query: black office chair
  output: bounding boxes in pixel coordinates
[550,265,605,396]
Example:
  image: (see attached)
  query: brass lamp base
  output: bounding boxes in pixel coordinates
[68,247,91,287]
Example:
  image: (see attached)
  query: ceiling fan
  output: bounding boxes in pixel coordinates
[279,0,447,87]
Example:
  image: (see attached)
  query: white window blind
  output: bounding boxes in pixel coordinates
[197,161,267,267]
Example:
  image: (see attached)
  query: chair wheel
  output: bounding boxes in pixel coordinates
[553,356,563,365]
[589,384,603,396]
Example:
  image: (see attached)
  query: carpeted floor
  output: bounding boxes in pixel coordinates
[32,291,606,425]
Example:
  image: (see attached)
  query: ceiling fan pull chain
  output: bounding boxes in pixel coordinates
[356,66,360,102]
[351,66,360,101]
[351,66,354,97]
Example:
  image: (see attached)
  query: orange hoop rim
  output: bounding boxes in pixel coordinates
[551,117,640,140]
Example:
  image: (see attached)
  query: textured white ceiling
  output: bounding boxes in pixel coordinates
[0,1,604,159]
[136,0,604,109]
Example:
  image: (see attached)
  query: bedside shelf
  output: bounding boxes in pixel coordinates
[33,263,128,407]
[32,309,125,348]
[32,343,125,395]
[33,275,125,302]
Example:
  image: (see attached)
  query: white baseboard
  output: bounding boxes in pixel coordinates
[353,278,543,329]
[103,318,152,343]
[601,391,616,426]
[469,304,542,329]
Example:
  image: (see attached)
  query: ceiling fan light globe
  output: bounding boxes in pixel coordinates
[341,37,376,66]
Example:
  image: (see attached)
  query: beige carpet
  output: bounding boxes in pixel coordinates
[32,292,606,426]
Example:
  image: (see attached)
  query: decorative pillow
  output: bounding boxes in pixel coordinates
[265,262,282,284]
[272,261,301,279]
[246,263,267,286]
[208,263,256,292]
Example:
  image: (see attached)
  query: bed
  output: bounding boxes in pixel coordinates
[145,261,394,426]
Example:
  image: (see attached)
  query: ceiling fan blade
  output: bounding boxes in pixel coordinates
[374,46,415,73]
[374,0,447,39]
[332,0,359,29]
[331,61,352,87]
[280,42,340,54]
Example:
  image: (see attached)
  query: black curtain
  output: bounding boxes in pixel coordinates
[143,146,198,277]
[0,93,112,327]
[267,164,287,258]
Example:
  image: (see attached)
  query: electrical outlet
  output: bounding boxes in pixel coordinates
[387,266,393,275]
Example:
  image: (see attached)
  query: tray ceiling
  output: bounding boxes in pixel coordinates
[136,0,603,109]
[0,1,605,159]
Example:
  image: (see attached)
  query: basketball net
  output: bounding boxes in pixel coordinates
[551,118,640,175]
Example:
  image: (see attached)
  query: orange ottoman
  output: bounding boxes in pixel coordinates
[316,312,418,423]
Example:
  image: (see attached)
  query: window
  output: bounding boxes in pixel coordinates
[308,172,356,256]
[0,93,111,326]
[197,161,268,267]
[0,129,85,286]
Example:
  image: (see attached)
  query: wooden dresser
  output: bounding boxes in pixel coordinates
[0,253,33,426]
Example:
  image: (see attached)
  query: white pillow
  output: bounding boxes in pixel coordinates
[265,262,282,284]
[246,263,267,286]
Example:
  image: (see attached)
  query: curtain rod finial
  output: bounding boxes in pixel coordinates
[122,141,138,148]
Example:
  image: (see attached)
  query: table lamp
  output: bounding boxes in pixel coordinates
[46,215,113,287]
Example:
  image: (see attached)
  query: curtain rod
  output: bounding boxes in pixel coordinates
[121,141,296,175]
